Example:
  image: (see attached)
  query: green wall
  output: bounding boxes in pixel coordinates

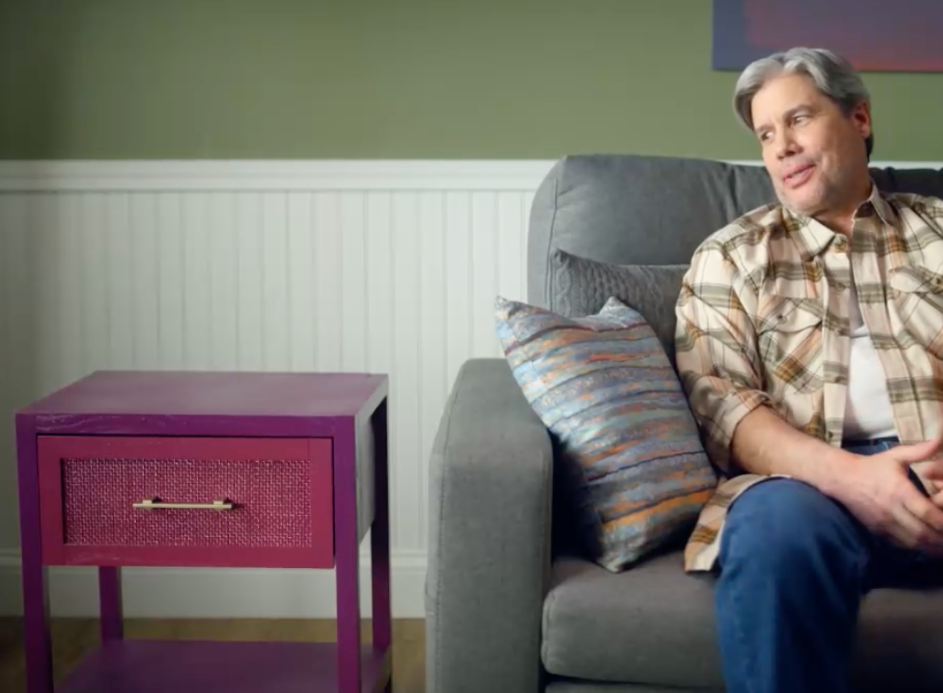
[3,0,942,161]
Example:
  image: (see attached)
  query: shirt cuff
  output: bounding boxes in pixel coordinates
[706,388,772,473]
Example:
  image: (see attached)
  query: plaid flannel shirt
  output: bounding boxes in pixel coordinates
[676,184,943,572]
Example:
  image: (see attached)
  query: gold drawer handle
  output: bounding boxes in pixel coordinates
[133,498,233,511]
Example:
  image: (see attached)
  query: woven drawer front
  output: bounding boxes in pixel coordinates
[62,457,312,548]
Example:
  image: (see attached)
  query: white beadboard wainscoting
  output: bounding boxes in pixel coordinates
[0,159,555,618]
[0,158,936,618]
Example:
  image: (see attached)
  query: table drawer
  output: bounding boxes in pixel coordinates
[37,436,334,568]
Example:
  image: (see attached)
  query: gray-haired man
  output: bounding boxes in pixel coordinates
[675,47,943,692]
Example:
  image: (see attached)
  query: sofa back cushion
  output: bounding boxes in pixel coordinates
[527,154,943,310]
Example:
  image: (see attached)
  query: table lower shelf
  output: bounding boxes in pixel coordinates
[58,639,391,693]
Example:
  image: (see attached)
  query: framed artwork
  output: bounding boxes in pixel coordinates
[712,0,943,72]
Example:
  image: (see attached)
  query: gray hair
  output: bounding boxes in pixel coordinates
[733,47,873,159]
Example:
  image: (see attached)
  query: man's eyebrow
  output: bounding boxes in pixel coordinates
[783,104,813,119]
[753,120,771,136]
[753,104,815,134]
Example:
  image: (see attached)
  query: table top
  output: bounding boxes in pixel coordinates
[16,371,388,437]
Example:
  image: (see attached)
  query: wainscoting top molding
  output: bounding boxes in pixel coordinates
[0,160,559,192]
[0,159,939,193]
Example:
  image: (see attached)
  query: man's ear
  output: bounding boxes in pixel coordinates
[851,100,872,140]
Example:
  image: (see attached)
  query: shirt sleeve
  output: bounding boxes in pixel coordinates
[674,239,772,474]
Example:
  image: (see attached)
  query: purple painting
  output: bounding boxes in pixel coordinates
[712,0,943,72]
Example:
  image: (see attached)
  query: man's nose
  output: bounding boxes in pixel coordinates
[775,130,799,159]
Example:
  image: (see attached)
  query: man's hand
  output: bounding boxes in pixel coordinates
[913,459,943,508]
[727,407,943,555]
[827,438,943,557]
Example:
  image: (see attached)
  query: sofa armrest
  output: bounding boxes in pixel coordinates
[426,358,554,693]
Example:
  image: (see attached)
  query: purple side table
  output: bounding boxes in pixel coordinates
[15,370,392,693]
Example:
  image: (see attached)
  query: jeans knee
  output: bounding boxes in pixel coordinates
[719,479,866,578]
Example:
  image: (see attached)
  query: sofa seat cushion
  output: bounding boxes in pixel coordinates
[542,551,943,691]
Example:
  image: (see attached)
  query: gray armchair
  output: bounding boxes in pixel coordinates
[425,155,943,693]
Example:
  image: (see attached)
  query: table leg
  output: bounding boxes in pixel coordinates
[99,567,124,640]
[335,421,362,693]
[20,553,51,693]
[17,420,53,693]
[371,399,392,691]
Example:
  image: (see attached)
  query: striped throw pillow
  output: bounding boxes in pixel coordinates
[495,295,717,572]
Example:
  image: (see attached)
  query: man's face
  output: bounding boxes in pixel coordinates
[750,72,871,220]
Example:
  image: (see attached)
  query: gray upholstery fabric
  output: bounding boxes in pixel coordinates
[542,553,723,689]
[426,358,554,693]
[527,155,774,309]
[543,553,943,691]
[528,155,943,309]
[547,248,688,362]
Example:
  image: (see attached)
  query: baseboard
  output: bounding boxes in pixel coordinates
[0,548,427,619]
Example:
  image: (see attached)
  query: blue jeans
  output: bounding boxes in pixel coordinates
[715,437,943,693]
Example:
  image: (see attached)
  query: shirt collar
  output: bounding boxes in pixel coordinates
[867,183,898,226]
[782,181,898,259]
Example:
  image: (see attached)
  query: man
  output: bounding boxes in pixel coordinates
[674,47,943,693]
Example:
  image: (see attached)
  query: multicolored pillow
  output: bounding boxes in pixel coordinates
[495,295,717,572]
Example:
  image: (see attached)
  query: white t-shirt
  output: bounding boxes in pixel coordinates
[842,274,896,440]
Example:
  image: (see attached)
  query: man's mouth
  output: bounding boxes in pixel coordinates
[783,164,815,188]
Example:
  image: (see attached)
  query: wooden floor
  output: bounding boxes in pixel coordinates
[0,617,425,693]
